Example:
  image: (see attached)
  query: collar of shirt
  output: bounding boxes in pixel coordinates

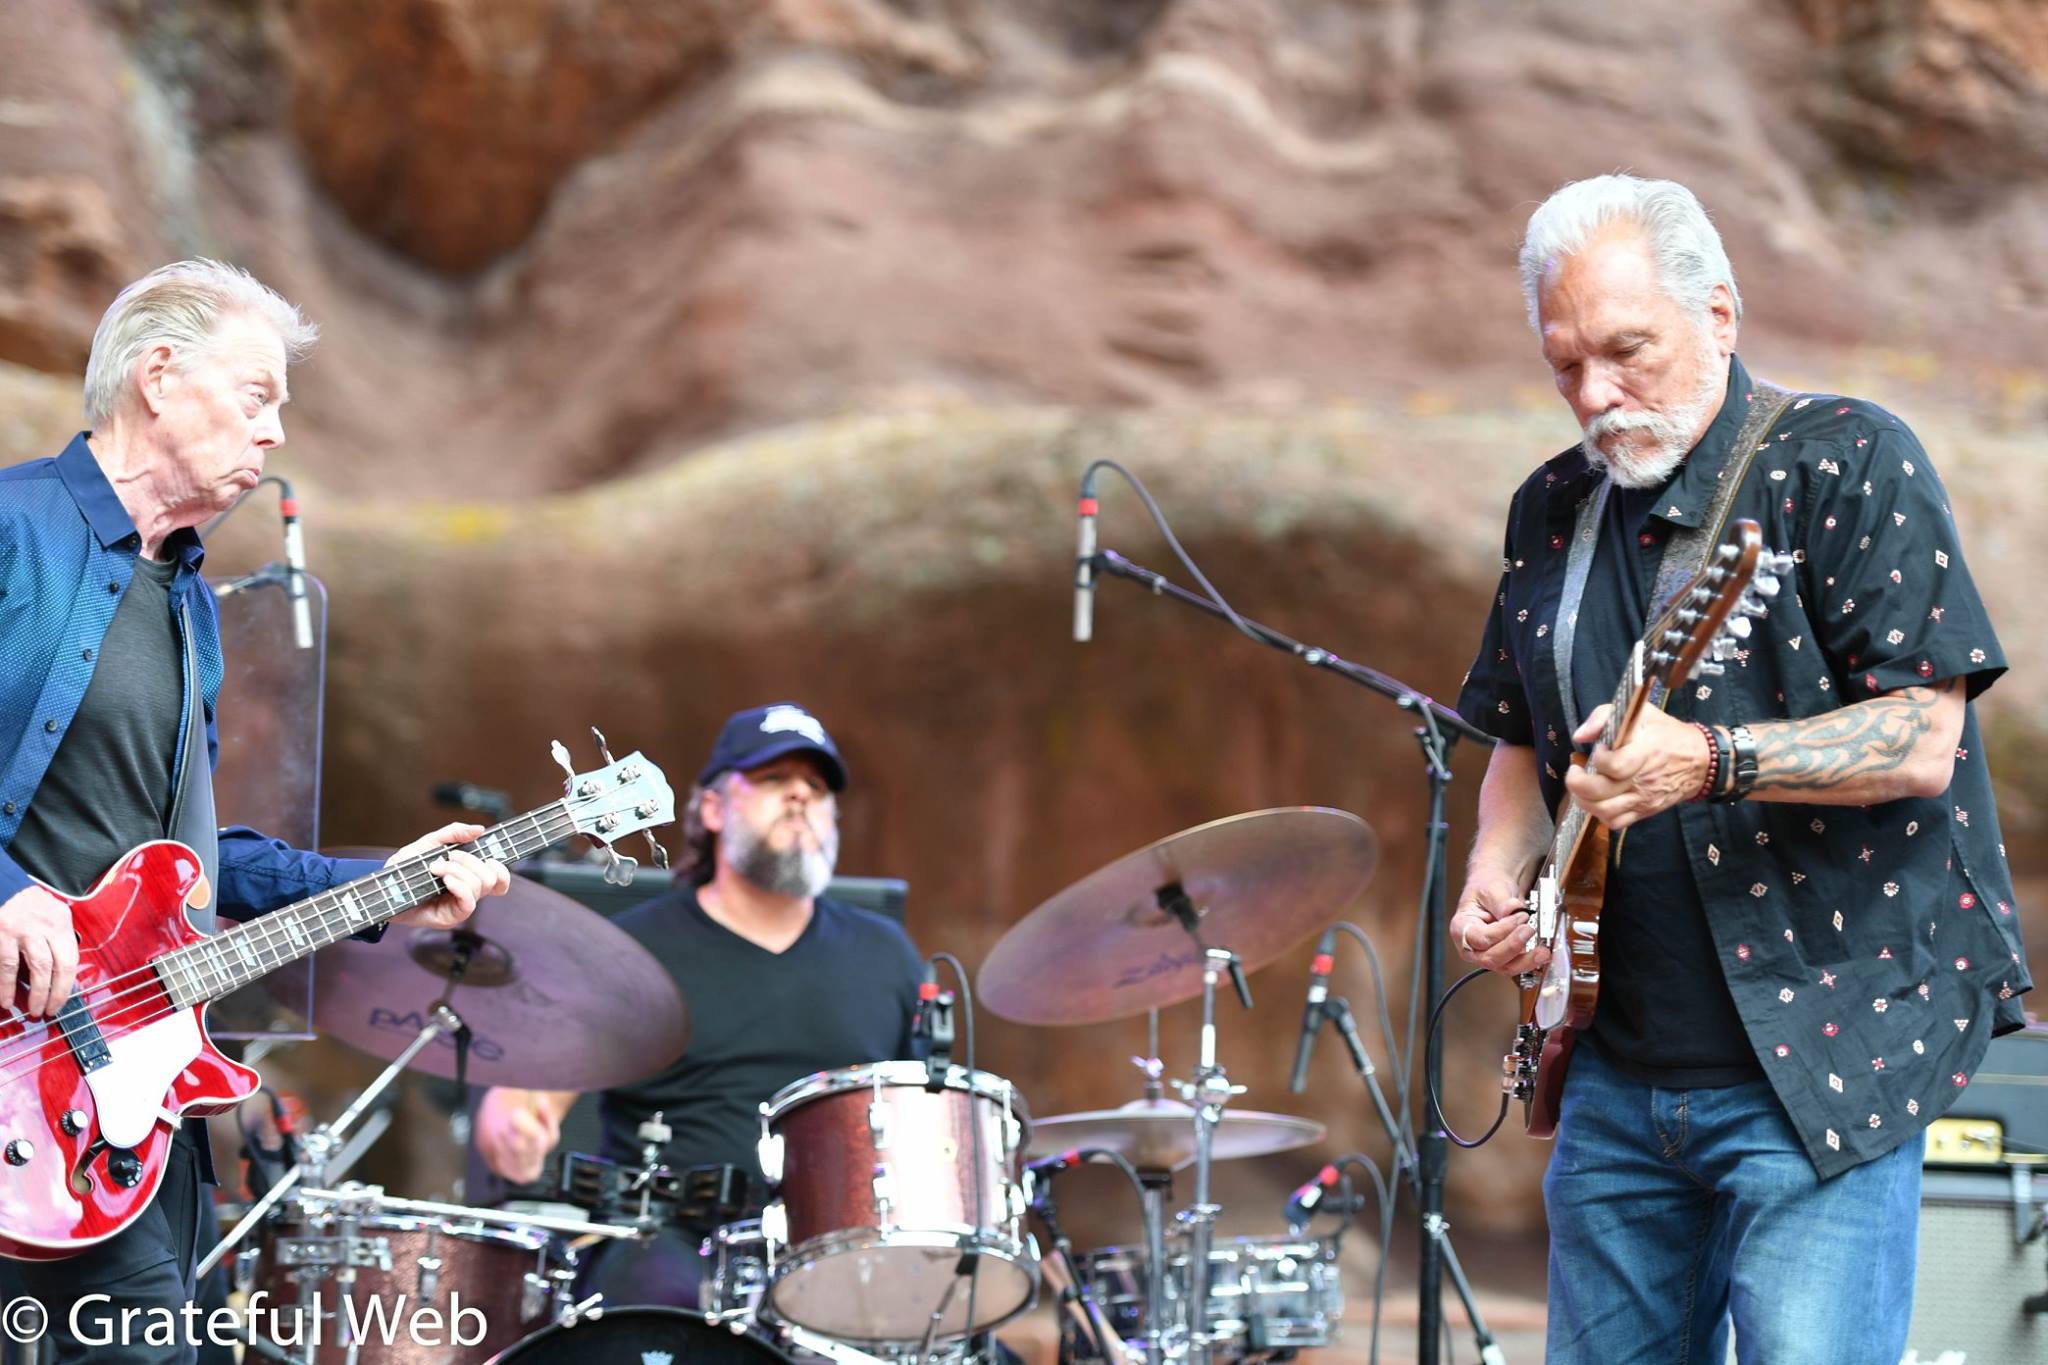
[54,431,207,576]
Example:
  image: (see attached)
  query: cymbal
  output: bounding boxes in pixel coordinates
[1028,1098,1325,1173]
[978,808,1377,1025]
[275,852,690,1090]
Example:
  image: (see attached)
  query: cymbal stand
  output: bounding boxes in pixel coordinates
[1164,887,1250,1365]
[1129,1017,1170,1365]
[200,1002,469,1281]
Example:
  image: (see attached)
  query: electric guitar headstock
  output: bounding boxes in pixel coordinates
[1641,519,1794,693]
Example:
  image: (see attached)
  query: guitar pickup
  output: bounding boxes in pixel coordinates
[55,994,111,1074]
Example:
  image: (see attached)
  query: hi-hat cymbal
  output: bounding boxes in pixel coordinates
[274,852,690,1090]
[1028,1098,1325,1173]
[978,808,1377,1025]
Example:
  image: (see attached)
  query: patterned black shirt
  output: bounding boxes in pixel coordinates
[1456,355,2032,1178]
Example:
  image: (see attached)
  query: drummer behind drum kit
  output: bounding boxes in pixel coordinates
[205,785,1381,1365]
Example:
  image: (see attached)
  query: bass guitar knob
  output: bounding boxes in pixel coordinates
[4,1139,33,1166]
[106,1148,143,1188]
[59,1109,89,1137]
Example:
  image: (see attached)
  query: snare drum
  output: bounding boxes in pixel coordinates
[246,1211,557,1364]
[1074,1233,1342,1354]
[759,1061,1037,1341]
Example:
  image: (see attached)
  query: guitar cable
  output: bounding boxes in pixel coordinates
[1424,968,1512,1149]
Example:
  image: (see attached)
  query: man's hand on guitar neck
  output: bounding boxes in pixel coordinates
[1564,703,1712,832]
[0,884,78,1019]
[383,823,513,929]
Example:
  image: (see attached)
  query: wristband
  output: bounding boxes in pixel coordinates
[1717,724,1759,802]
[1691,722,1721,803]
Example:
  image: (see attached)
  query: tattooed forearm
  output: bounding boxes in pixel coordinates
[1743,679,1963,804]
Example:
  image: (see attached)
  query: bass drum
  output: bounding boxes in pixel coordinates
[485,1308,794,1364]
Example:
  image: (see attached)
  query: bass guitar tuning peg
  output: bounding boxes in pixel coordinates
[590,726,617,766]
[549,740,577,791]
[642,830,670,871]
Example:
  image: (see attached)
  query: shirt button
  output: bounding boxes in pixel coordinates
[44,719,59,734]
[1,802,13,816]
[82,647,95,661]
[107,580,120,594]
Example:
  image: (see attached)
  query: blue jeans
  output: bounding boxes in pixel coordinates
[1544,1043,1922,1365]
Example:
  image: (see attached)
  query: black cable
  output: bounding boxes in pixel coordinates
[1333,921,1409,1145]
[1082,459,1269,649]
[932,951,983,1343]
[1327,1151,1395,1365]
[1425,968,1512,1149]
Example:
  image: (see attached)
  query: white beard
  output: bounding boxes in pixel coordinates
[1579,341,1728,490]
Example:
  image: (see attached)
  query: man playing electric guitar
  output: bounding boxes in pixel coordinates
[1450,176,2028,1364]
[0,260,512,1363]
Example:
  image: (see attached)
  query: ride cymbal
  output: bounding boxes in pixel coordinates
[979,808,1377,1024]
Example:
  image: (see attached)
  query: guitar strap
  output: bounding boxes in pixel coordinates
[165,597,221,935]
[1643,379,1799,709]
[1552,378,1799,730]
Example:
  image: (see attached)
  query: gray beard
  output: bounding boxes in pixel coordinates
[1579,342,1727,490]
[724,813,836,900]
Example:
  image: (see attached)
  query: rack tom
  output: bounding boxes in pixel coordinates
[758,1061,1036,1341]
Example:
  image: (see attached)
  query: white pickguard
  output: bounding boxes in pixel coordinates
[79,1008,203,1150]
[1533,912,1573,1030]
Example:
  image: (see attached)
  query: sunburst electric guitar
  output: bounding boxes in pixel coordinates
[0,744,673,1259]
[1502,518,1790,1136]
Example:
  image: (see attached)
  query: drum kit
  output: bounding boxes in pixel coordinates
[202,806,1380,1365]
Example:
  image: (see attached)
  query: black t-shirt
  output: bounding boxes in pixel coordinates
[1571,482,1761,1086]
[10,554,181,895]
[598,886,924,1184]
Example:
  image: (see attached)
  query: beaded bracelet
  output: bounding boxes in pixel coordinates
[1692,721,1722,803]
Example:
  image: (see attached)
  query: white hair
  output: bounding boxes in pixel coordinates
[1518,175,1742,333]
[82,259,318,426]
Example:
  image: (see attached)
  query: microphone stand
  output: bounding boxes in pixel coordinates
[1089,547,1495,1365]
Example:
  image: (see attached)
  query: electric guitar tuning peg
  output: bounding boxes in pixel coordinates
[550,740,576,791]
[591,726,617,766]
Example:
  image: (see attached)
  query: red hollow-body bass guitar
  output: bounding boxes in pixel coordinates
[0,746,672,1259]
[1502,520,1788,1136]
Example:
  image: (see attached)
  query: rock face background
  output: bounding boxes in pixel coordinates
[5,0,2047,1265]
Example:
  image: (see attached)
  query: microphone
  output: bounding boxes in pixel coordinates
[1284,1164,1342,1231]
[279,488,313,650]
[912,962,941,1040]
[1073,470,1099,644]
[1026,1148,1088,1179]
[1288,928,1337,1094]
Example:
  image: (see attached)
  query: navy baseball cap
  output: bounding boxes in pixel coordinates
[697,703,848,791]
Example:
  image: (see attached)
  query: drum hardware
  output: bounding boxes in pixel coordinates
[1029,1148,1144,1365]
[200,1001,471,1282]
[983,810,1377,1365]
[1074,461,1491,1365]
